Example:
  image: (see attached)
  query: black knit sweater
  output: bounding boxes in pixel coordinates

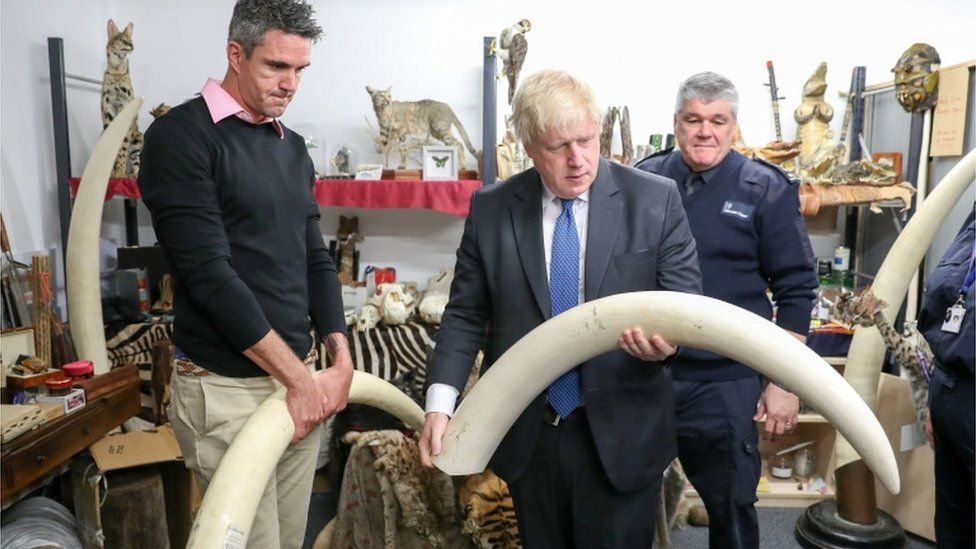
[138,97,344,377]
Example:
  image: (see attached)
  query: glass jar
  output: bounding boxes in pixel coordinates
[794,447,816,478]
[770,453,794,479]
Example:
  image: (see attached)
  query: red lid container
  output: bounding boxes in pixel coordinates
[46,377,73,395]
[63,360,95,380]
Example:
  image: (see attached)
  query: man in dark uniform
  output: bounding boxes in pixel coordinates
[637,71,817,549]
[919,207,974,548]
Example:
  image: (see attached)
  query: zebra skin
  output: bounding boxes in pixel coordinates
[104,320,436,422]
[325,322,436,406]
[105,320,174,421]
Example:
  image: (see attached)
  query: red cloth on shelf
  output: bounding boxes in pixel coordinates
[313,179,481,218]
[69,177,481,218]
[69,177,140,201]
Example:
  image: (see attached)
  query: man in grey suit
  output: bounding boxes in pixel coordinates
[419,69,702,547]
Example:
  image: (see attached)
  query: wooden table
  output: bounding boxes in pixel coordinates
[1,376,141,508]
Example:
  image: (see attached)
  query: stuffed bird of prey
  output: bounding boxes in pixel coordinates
[494,19,531,104]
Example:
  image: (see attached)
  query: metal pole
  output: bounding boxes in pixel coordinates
[844,66,867,271]
[48,37,72,287]
[482,36,497,186]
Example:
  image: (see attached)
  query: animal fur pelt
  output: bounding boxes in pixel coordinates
[330,430,472,548]
[457,470,520,548]
[829,288,934,439]
[653,459,697,548]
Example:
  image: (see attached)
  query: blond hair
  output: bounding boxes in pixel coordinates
[509,70,601,146]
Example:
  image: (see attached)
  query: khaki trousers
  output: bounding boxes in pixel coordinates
[169,364,321,549]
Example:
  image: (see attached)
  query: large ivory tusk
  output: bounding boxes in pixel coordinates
[66,98,143,374]
[433,291,900,495]
[186,370,424,549]
[311,518,337,549]
[836,149,975,471]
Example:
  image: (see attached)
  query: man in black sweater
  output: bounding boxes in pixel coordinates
[138,1,352,547]
[637,72,817,549]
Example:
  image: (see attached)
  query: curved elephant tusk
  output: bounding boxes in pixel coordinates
[186,370,424,549]
[835,149,976,470]
[311,517,337,549]
[433,291,900,495]
[66,98,143,374]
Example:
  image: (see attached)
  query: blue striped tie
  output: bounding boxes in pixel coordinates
[547,198,582,418]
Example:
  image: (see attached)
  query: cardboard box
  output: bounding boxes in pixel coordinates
[76,425,196,549]
[89,424,182,471]
[36,387,85,415]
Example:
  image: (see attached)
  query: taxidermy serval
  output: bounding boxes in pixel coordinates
[828,288,934,442]
[366,85,478,170]
[102,19,143,179]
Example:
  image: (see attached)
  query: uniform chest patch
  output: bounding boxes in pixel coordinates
[720,200,754,221]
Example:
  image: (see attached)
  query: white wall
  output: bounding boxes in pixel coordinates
[2,0,975,298]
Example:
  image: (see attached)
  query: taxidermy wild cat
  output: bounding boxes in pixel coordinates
[366,85,478,170]
[101,19,143,179]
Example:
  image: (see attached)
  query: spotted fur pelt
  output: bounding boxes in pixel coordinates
[333,430,468,548]
[829,288,934,440]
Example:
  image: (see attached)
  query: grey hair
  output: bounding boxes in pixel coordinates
[510,69,602,146]
[675,72,739,118]
[229,0,322,57]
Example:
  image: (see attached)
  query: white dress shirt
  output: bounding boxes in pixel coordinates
[425,182,591,416]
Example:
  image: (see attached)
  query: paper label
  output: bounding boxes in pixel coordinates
[221,525,247,549]
[900,422,927,452]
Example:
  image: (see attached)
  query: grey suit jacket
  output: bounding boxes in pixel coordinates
[429,157,702,492]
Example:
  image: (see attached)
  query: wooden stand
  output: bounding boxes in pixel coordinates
[100,467,171,548]
[31,255,51,369]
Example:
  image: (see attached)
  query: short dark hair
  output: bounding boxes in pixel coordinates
[228,0,322,57]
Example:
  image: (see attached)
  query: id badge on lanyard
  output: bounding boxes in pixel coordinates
[942,243,976,334]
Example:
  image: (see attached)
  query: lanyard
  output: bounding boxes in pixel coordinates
[961,242,976,296]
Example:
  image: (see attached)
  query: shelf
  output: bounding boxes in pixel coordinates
[313,178,481,217]
[685,480,832,500]
[69,177,483,218]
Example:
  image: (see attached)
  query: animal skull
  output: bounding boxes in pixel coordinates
[419,268,454,324]
[356,303,381,332]
[373,283,416,325]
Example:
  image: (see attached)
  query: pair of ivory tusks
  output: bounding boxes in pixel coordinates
[66,98,143,374]
[186,371,425,548]
[434,291,900,497]
[835,149,976,471]
[191,291,899,547]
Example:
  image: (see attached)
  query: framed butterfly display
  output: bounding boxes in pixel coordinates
[422,145,459,181]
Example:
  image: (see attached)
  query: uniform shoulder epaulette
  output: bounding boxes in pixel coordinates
[748,156,798,185]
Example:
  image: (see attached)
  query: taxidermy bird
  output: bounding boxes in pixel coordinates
[493,19,531,104]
